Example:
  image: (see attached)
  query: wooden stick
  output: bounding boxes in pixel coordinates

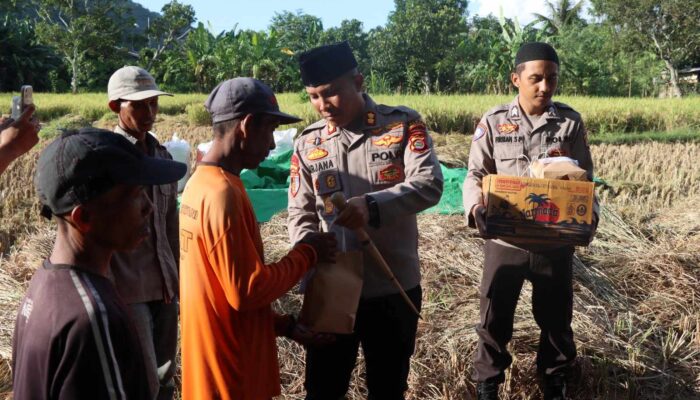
[330,192,422,319]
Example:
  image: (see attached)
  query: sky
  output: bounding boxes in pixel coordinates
[135,0,563,34]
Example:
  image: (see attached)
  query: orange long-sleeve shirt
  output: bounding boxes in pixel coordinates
[179,165,316,400]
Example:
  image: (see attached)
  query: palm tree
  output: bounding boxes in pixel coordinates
[533,0,585,36]
[526,193,550,207]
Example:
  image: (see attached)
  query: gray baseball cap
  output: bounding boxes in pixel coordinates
[108,66,173,101]
[204,78,302,124]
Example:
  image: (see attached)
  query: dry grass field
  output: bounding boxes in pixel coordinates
[0,100,699,399]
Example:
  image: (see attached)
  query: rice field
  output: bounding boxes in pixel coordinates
[1,92,698,136]
[0,95,699,399]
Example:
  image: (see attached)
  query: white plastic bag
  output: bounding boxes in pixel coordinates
[163,133,191,192]
[270,128,296,157]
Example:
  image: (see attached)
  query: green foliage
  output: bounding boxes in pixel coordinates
[39,114,93,139]
[533,0,585,36]
[143,0,196,71]
[589,129,700,145]
[0,14,64,92]
[186,103,210,126]
[369,0,469,93]
[591,0,700,97]
[2,0,697,97]
[34,0,134,93]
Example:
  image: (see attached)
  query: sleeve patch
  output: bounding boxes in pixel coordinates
[473,123,487,141]
[290,154,300,197]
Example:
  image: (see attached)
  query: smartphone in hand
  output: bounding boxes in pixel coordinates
[10,85,33,120]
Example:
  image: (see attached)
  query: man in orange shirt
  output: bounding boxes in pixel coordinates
[179,77,337,400]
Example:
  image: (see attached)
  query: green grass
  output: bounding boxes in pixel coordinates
[589,129,700,145]
[1,92,699,135]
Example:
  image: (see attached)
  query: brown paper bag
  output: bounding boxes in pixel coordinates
[531,158,588,181]
[299,251,363,334]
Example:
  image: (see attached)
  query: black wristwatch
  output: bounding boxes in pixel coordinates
[365,195,380,228]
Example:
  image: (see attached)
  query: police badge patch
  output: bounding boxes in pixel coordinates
[473,123,487,141]
[409,133,428,153]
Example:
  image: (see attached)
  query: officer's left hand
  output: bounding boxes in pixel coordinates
[334,196,369,230]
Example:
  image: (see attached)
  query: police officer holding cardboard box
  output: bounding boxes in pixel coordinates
[462,42,599,400]
[288,41,443,399]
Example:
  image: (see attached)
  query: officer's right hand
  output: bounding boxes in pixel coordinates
[300,232,337,263]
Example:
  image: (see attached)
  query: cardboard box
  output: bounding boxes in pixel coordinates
[482,175,595,245]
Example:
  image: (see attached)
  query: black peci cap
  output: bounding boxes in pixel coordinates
[299,41,358,87]
[35,128,186,218]
[515,42,559,67]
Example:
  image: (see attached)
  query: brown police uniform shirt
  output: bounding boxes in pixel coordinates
[109,126,180,304]
[13,261,150,399]
[288,94,443,298]
[462,96,597,249]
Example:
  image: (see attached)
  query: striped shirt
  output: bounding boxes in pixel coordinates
[12,261,150,399]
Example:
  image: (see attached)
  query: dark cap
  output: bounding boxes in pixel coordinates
[35,128,187,218]
[299,41,358,87]
[515,42,559,67]
[204,77,302,124]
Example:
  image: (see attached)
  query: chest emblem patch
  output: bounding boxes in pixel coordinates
[372,134,403,147]
[379,164,404,183]
[497,123,519,134]
[306,136,328,146]
[307,148,329,161]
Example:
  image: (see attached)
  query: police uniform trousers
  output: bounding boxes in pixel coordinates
[305,286,422,400]
[473,240,576,382]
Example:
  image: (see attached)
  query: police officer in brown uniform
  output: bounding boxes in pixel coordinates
[462,43,598,400]
[288,42,443,399]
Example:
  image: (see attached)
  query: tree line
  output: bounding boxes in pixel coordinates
[1,0,698,97]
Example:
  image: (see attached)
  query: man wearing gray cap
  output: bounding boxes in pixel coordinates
[106,66,179,400]
[290,41,443,400]
[179,77,337,400]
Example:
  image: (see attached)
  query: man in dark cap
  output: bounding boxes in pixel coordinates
[179,77,337,400]
[463,42,598,400]
[13,128,186,399]
[289,41,444,399]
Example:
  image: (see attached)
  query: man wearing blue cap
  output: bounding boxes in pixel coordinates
[13,128,186,399]
[289,41,444,399]
[463,42,598,400]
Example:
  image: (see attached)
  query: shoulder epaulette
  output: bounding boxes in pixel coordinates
[486,104,509,117]
[298,119,326,137]
[376,104,421,120]
[553,102,581,118]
